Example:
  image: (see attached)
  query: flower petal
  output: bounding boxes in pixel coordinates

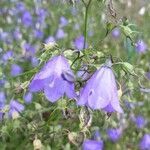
[44,77,65,102]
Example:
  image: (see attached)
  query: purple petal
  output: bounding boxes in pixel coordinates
[44,77,65,102]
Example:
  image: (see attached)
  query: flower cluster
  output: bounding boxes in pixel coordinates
[29,55,123,113]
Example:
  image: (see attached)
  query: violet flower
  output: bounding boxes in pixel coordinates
[74,35,85,50]
[23,43,36,56]
[139,134,150,150]
[8,100,25,118]
[135,40,147,53]
[111,28,120,38]
[11,64,23,77]
[77,61,123,113]
[2,50,13,62]
[82,139,103,150]
[34,29,43,39]
[0,92,5,120]
[23,92,33,104]
[21,11,32,27]
[55,28,66,39]
[133,115,146,129]
[59,16,68,27]
[29,55,76,102]
[45,36,56,44]
[107,128,122,142]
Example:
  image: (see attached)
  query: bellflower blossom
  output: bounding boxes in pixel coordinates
[74,35,85,50]
[23,92,33,104]
[111,28,120,38]
[0,92,6,120]
[45,36,56,44]
[132,115,146,129]
[2,50,13,62]
[34,29,43,39]
[11,64,23,77]
[107,128,122,142]
[29,55,76,102]
[77,61,123,113]
[135,40,147,53]
[16,2,26,12]
[59,16,68,27]
[8,100,25,119]
[23,43,36,56]
[55,28,66,39]
[21,11,32,27]
[139,134,150,150]
[82,139,103,150]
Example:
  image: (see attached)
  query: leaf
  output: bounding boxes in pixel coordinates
[118,62,136,75]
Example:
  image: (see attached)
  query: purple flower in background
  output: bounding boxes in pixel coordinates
[8,100,24,118]
[92,130,101,141]
[145,72,150,80]
[16,2,26,12]
[2,50,13,62]
[132,115,146,129]
[11,64,23,77]
[71,7,78,16]
[23,92,33,104]
[82,139,103,150]
[23,43,36,56]
[59,16,68,27]
[34,29,43,39]
[77,62,123,113]
[111,28,120,38]
[21,11,32,27]
[13,28,22,40]
[139,134,150,150]
[45,36,56,44]
[29,55,76,102]
[135,40,147,53]
[55,28,66,39]
[0,92,6,120]
[36,8,47,22]
[107,128,122,142]
[0,92,6,108]
[74,35,87,50]
[31,57,39,67]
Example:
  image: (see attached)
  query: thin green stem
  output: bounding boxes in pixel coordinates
[83,0,92,49]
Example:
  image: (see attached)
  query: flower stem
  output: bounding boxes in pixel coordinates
[82,0,92,49]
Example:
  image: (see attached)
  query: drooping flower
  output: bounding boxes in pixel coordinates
[59,16,68,27]
[92,130,101,141]
[135,40,147,53]
[29,55,76,102]
[10,64,23,77]
[34,29,43,39]
[45,36,56,44]
[31,57,39,67]
[132,115,146,129]
[23,92,33,104]
[73,35,85,50]
[23,43,36,56]
[8,100,25,119]
[77,61,123,113]
[21,11,32,27]
[82,139,103,150]
[139,134,150,150]
[13,28,22,40]
[146,72,150,80]
[0,92,6,120]
[107,128,122,142]
[2,50,13,62]
[16,2,26,12]
[111,28,120,38]
[55,28,66,39]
